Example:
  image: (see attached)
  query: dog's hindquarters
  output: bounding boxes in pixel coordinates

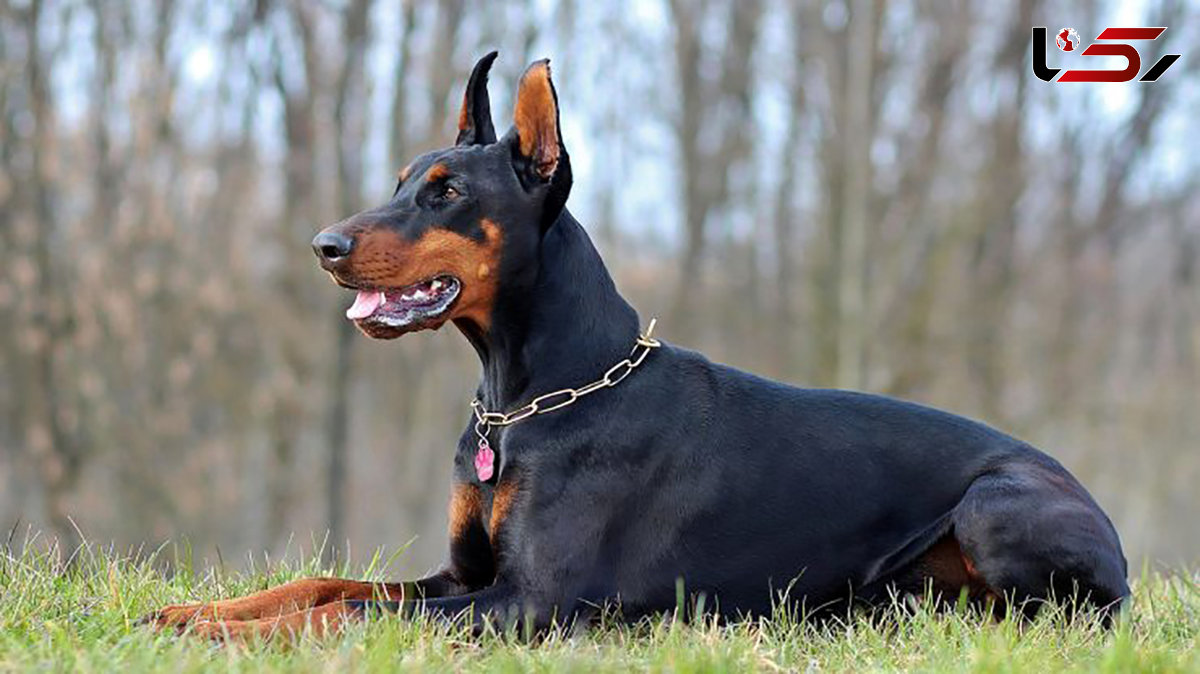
[947,457,1130,619]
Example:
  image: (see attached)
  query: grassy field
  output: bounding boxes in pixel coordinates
[0,539,1196,673]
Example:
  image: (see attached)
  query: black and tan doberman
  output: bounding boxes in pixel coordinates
[146,52,1129,640]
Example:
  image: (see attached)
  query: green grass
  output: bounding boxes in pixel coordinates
[0,537,1196,673]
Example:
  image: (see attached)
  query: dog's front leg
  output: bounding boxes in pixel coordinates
[182,584,536,642]
[143,566,495,632]
[147,481,495,633]
[142,577,405,630]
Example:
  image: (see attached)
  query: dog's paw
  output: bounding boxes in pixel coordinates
[139,603,213,631]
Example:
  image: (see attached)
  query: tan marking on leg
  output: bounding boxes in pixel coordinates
[489,479,519,538]
[190,600,362,641]
[148,578,400,629]
[906,535,994,601]
[449,483,483,541]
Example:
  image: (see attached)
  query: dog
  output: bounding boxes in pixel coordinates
[146,52,1129,640]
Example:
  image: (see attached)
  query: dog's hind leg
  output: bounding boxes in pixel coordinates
[950,458,1130,622]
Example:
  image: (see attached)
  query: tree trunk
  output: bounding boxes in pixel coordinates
[835,0,876,391]
[325,0,372,562]
[23,0,83,556]
[966,0,1032,422]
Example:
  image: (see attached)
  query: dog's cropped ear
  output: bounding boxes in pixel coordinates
[456,51,498,146]
[511,59,564,183]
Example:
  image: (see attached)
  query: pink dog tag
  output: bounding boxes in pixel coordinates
[475,439,495,482]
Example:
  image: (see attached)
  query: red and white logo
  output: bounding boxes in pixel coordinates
[1056,27,1080,51]
[1033,26,1181,83]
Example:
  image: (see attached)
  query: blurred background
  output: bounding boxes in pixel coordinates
[1,0,1198,577]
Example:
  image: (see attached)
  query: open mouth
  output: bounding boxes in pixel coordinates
[343,275,461,329]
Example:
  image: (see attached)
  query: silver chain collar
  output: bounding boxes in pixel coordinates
[470,319,662,446]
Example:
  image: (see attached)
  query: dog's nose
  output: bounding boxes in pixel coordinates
[312,230,354,262]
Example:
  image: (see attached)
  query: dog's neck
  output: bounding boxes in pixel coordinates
[457,210,640,413]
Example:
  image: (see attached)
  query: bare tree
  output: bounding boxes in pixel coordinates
[666,0,762,338]
[962,0,1034,422]
[834,0,878,390]
[324,0,374,560]
[18,0,84,553]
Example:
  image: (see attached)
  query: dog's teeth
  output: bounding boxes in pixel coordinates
[413,290,429,300]
[431,279,443,291]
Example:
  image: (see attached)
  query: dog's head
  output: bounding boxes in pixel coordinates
[312,52,571,340]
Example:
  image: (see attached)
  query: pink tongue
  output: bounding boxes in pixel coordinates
[345,290,386,320]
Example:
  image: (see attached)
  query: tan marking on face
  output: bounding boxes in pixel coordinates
[513,62,560,178]
[347,219,502,332]
[489,480,519,537]
[425,163,451,182]
[448,483,482,541]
